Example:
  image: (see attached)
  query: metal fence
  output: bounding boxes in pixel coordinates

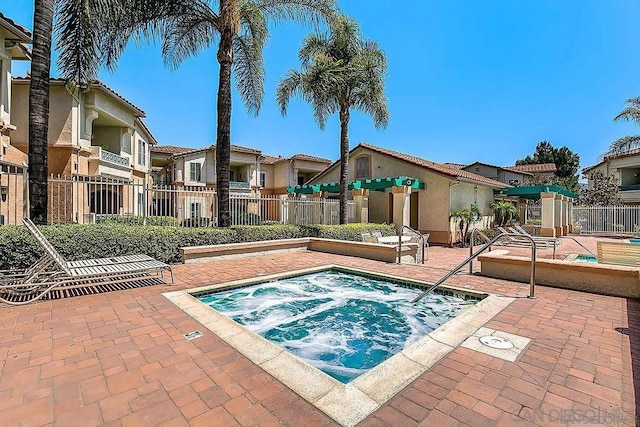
[0,162,27,225]
[573,206,640,235]
[42,175,355,226]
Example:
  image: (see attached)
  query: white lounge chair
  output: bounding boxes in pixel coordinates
[0,218,173,305]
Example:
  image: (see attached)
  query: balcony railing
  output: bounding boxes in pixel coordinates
[100,149,129,167]
[230,181,251,190]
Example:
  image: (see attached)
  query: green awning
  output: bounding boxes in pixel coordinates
[287,176,425,195]
[494,184,578,200]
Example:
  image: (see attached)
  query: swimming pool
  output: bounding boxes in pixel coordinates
[164,265,512,426]
[196,269,476,383]
[574,254,598,263]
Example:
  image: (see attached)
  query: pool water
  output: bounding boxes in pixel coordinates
[197,270,477,383]
[575,254,598,263]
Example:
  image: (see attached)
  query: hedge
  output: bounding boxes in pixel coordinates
[0,222,396,270]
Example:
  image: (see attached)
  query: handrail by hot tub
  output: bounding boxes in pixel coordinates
[411,232,537,303]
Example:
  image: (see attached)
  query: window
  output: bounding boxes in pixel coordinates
[229,170,235,181]
[260,172,266,187]
[298,176,305,185]
[190,162,202,182]
[190,202,202,218]
[355,156,371,179]
[137,140,146,166]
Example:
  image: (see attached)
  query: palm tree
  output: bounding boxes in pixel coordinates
[490,201,518,226]
[27,0,142,224]
[28,0,55,224]
[604,97,640,158]
[276,15,389,224]
[126,0,335,227]
[450,205,481,246]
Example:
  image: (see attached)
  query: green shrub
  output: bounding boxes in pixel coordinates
[0,222,395,270]
[305,223,396,241]
[180,217,211,227]
[95,215,179,226]
[232,225,304,242]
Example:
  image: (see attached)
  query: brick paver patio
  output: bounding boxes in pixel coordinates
[0,236,637,426]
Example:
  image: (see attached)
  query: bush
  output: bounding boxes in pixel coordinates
[232,225,304,242]
[180,217,211,227]
[0,222,395,270]
[303,223,396,241]
[95,215,179,226]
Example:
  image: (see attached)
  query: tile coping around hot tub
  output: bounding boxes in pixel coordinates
[163,265,515,427]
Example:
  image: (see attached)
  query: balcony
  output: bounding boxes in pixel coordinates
[100,149,129,167]
[88,146,131,179]
[230,181,251,190]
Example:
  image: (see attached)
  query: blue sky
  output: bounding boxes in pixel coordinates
[7,1,640,175]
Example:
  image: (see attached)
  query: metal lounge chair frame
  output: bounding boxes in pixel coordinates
[0,219,174,305]
[496,226,558,251]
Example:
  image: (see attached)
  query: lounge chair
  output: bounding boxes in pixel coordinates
[0,218,173,305]
[597,241,640,267]
[496,226,558,252]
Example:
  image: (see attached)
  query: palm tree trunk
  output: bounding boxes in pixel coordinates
[339,105,350,224]
[215,1,236,228]
[28,0,54,225]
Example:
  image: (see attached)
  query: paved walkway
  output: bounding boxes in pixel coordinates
[0,236,637,426]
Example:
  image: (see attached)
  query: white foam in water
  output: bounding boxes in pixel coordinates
[199,270,475,383]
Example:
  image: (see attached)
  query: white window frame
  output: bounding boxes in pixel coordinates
[190,162,202,182]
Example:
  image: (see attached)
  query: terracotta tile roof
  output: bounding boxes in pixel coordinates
[13,77,146,116]
[443,162,466,170]
[506,163,557,173]
[262,153,332,165]
[261,155,282,164]
[311,143,509,188]
[359,143,509,188]
[290,154,332,163]
[0,12,32,42]
[151,145,194,154]
[605,147,640,161]
[170,144,262,159]
[583,148,640,173]
[225,144,261,154]
[465,161,533,176]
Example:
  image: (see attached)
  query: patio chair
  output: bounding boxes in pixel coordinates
[597,241,640,267]
[0,218,174,305]
[371,230,383,239]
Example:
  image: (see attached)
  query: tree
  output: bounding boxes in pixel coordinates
[490,201,518,226]
[515,141,580,192]
[579,171,623,206]
[601,97,640,158]
[143,0,336,227]
[28,0,55,224]
[27,0,149,224]
[450,205,481,246]
[276,15,389,224]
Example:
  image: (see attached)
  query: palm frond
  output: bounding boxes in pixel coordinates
[299,33,329,67]
[233,34,265,115]
[54,0,109,96]
[276,69,304,115]
[614,96,640,125]
[254,0,336,28]
[161,4,219,70]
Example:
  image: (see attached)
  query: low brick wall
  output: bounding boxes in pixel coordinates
[181,238,417,264]
[479,252,640,298]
